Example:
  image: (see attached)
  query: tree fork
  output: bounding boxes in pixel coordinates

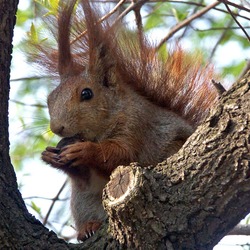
[103,71,250,249]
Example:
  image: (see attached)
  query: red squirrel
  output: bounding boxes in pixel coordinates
[36,0,218,241]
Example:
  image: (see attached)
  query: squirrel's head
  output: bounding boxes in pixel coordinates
[47,61,125,141]
[45,0,127,141]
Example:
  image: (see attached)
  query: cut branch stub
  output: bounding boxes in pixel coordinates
[103,164,167,249]
[105,164,141,205]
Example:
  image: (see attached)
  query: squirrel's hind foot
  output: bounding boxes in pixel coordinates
[77,221,102,241]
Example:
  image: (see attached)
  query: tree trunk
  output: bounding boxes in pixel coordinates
[0,1,69,248]
[0,0,250,249]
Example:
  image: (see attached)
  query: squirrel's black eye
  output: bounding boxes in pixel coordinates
[81,88,93,101]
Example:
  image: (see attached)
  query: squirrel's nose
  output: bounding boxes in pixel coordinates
[51,123,65,136]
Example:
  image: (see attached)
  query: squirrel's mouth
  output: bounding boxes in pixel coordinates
[74,133,84,140]
[75,132,99,142]
[56,133,86,149]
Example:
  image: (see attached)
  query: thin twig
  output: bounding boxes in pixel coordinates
[223,0,250,12]
[43,179,68,226]
[70,0,127,45]
[156,1,221,50]
[23,196,69,201]
[99,0,127,20]
[169,0,250,22]
[10,76,52,82]
[91,0,250,22]
[179,0,204,39]
[70,0,250,45]
[221,0,250,42]
[10,99,47,108]
[195,26,250,31]
[115,0,148,24]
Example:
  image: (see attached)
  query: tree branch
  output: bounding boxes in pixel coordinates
[220,0,250,42]
[156,1,221,49]
[43,179,68,226]
[228,224,250,236]
[102,70,250,248]
[222,0,250,12]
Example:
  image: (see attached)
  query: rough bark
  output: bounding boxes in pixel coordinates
[0,0,250,249]
[103,72,250,249]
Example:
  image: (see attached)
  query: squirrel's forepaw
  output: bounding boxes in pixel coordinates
[41,146,66,169]
[77,221,102,241]
[59,142,87,167]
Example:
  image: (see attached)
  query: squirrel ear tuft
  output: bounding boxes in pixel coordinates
[57,0,118,84]
[57,1,75,75]
[80,0,118,87]
[58,0,85,76]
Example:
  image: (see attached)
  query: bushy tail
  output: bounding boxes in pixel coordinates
[114,42,218,125]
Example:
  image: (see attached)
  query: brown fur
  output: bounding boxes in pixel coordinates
[36,0,218,240]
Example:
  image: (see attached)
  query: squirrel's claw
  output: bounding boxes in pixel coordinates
[45,146,61,153]
[59,143,84,166]
[41,144,82,170]
[41,149,65,169]
[77,221,101,241]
